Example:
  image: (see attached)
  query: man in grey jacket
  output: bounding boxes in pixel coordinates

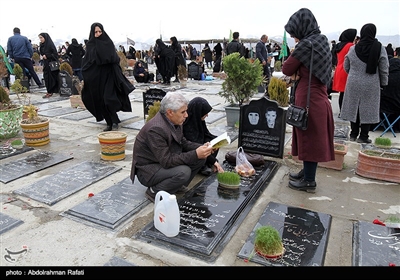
[7,27,43,88]
[130,92,215,202]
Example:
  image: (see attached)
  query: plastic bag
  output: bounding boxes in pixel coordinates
[235,146,256,177]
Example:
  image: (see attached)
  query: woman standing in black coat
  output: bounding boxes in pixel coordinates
[66,38,85,81]
[81,22,135,131]
[155,39,176,84]
[38,32,60,98]
[170,36,186,83]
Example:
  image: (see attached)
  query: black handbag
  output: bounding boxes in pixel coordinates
[286,41,314,130]
[49,60,60,71]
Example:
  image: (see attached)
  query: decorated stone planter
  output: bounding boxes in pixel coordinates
[98,131,128,161]
[20,118,50,146]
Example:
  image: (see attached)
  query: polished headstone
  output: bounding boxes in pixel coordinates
[62,177,149,230]
[13,161,121,205]
[237,201,331,266]
[137,160,279,262]
[60,110,93,121]
[0,212,23,235]
[104,256,135,266]
[39,107,84,117]
[209,126,239,143]
[352,220,400,266]
[122,119,145,130]
[0,151,74,183]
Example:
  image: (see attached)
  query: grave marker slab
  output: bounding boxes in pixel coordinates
[352,220,400,266]
[137,160,279,262]
[205,112,225,124]
[13,161,121,205]
[0,146,34,160]
[62,177,149,230]
[0,213,24,235]
[0,151,73,183]
[122,119,144,130]
[39,107,84,117]
[60,110,93,121]
[88,112,137,124]
[237,201,331,266]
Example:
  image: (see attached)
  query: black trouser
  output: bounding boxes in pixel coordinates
[14,57,42,86]
[303,161,318,182]
[350,110,370,140]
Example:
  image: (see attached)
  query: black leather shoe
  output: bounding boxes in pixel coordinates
[103,125,112,132]
[112,123,119,130]
[350,137,357,141]
[289,169,304,181]
[356,138,372,144]
[145,188,156,203]
[288,178,316,193]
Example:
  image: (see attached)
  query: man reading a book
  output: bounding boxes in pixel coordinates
[130,92,215,202]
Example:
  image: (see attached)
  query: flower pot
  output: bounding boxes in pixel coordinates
[0,105,23,139]
[70,95,86,109]
[224,104,240,127]
[255,246,285,260]
[98,131,128,161]
[319,143,348,170]
[356,150,400,183]
[20,118,50,146]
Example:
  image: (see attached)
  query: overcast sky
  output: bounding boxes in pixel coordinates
[1,0,399,49]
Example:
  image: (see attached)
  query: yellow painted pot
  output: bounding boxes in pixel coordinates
[98,131,128,161]
[20,118,50,146]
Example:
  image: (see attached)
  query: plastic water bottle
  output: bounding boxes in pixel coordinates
[154,191,180,237]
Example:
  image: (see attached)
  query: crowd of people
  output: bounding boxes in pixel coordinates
[2,15,398,201]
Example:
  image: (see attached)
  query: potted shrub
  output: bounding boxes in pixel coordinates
[13,63,30,91]
[267,76,289,107]
[10,79,37,120]
[0,86,23,139]
[253,225,285,259]
[20,104,50,146]
[218,53,263,127]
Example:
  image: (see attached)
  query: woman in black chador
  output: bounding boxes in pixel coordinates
[81,22,135,131]
[38,32,60,98]
[170,36,186,82]
[155,39,176,84]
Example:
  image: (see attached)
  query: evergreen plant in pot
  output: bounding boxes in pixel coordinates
[218,53,263,127]
[13,63,30,91]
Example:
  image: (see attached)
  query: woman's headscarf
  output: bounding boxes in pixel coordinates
[82,22,119,69]
[284,8,332,85]
[335,28,357,53]
[354,23,382,74]
[183,97,215,143]
[38,32,57,59]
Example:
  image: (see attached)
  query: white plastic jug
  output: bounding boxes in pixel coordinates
[154,191,180,237]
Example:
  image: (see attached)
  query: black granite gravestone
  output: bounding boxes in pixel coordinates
[62,177,149,230]
[0,146,34,160]
[0,212,23,235]
[59,71,77,96]
[38,107,84,117]
[60,110,93,121]
[352,220,400,266]
[237,201,332,266]
[13,161,121,205]
[142,88,166,119]
[239,98,286,158]
[137,160,279,262]
[0,151,74,183]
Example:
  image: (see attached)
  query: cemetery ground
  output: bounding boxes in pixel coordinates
[0,65,399,270]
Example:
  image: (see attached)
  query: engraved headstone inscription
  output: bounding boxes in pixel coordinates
[239,98,286,158]
[237,201,332,266]
[0,212,23,235]
[352,220,400,266]
[142,88,166,119]
[137,160,279,262]
[13,161,121,205]
[62,177,149,230]
[0,151,74,183]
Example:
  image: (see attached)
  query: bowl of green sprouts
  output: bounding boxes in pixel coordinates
[217,171,241,189]
[384,215,400,228]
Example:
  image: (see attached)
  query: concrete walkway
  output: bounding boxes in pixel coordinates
[1,65,399,269]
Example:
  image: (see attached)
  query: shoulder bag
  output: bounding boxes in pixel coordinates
[49,55,60,71]
[286,41,314,130]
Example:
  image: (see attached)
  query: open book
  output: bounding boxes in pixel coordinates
[210,132,231,149]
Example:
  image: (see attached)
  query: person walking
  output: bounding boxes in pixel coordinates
[255,34,271,95]
[282,8,335,193]
[38,32,60,98]
[155,39,176,85]
[7,27,43,88]
[331,28,357,115]
[203,43,213,69]
[66,38,85,81]
[340,23,389,143]
[81,22,135,132]
[170,36,186,83]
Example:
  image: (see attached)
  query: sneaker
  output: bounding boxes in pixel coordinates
[145,188,156,203]
[356,138,372,144]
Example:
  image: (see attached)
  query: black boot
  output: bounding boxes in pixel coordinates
[288,178,316,193]
[289,169,304,181]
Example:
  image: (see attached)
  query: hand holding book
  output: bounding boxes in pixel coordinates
[209,132,231,149]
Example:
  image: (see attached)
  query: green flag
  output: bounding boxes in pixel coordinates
[279,31,288,60]
[229,30,233,42]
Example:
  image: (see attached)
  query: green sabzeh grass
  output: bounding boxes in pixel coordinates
[217,171,241,186]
